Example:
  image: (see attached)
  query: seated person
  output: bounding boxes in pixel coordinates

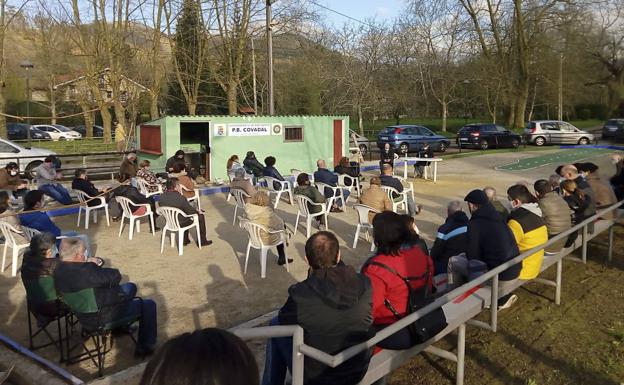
[361,211,433,350]
[561,180,592,247]
[379,143,396,170]
[245,191,292,266]
[0,191,28,245]
[414,143,434,178]
[136,160,163,194]
[227,154,250,180]
[169,163,195,199]
[549,174,562,195]
[230,168,257,203]
[534,179,571,254]
[112,174,158,222]
[166,150,197,179]
[0,162,28,201]
[293,173,327,228]
[577,162,618,219]
[314,159,350,210]
[334,156,359,187]
[430,201,469,274]
[139,328,259,385]
[379,164,419,216]
[262,156,286,190]
[119,152,139,180]
[19,190,92,256]
[72,168,111,206]
[262,231,373,385]
[158,178,212,247]
[359,176,392,222]
[348,149,364,176]
[483,186,509,221]
[243,151,265,178]
[400,214,429,256]
[506,184,548,281]
[54,237,157,356]
[35,156,72,205]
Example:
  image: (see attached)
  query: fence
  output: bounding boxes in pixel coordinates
[233,199,623,385]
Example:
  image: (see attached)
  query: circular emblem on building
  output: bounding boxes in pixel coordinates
[272,124,282,134]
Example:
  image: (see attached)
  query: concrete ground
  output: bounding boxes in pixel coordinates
[0,147,618,381]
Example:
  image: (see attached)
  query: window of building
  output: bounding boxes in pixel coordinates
[139,125,162,155]
[284,126,304,142]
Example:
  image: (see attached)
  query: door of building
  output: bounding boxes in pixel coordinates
[333,120,343,168]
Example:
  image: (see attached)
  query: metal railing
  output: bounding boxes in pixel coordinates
[233,199,623,385]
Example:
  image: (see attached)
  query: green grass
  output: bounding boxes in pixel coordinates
[13,138,118,154]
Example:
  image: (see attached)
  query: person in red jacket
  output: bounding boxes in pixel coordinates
[361,211,433,350]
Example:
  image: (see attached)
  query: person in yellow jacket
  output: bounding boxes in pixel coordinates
[115,120,127,153]
[506,184,548,280]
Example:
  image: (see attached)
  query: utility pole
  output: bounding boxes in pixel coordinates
[251,38,258,115]
[558,53,563,121]
[266,0,275,116]
[20,60,34,147]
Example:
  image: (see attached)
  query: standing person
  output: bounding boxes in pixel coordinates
[158,178,212,247]
[54,237,158,356]
[414,143,434,178]
[72,169,111,206]
[35,156,72,205]
[262,231,373,385]
[506,184,548,280]
[379,143,396,170]
[361,211,433,350]
[534,179,572,254]
[359,176,392,222]
[447,190,520,309]
[245,191,292,266]
[293,173,326,228]
[243,151,265,178]
[348,149,364,176]
[430,201,469,274]
[314,159,350,211]
[114,121,126,153]
[379,164,420,216]
[136,160,163,194]
[119,152,139,181]
[0,162,28,201]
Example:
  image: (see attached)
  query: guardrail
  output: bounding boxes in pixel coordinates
[233,199,623,385]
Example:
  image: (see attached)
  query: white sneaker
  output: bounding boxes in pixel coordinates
[498,294,518,310]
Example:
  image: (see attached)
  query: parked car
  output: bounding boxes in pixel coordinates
[7,123,51,141]
[348,129,373,156]
[0,138,57,178]
[601,119,624,139]
[33,124,82,141]
[456,123,522,150]
[376,125,450,154]
[524,120,594,146]
[72,124,114,138]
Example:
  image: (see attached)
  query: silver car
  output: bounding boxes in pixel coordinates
[524,120,594,146]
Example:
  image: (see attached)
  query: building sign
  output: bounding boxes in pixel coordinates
[214,124,227,137]
[228,123,271,136]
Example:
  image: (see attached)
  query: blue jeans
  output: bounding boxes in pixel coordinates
[40,183,72,205]
[262,317,293,385]
[119,282,157,351]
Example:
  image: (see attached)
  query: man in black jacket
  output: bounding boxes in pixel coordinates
[243,151,265,178]
[447,190,521,307]
[158,178,212,247]
[262,231,374,385]
[72,169,111,207]
[166,150,197,179]
[379,164,419,216]
[414,143,434,178]
[430,201,469,274]
[54,238,157,355]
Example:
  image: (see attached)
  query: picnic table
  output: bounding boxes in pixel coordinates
[398,156,443,182]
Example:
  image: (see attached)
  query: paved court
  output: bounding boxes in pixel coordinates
[495,148,610,171]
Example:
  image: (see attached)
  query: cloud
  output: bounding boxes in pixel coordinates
[375,6,390,17]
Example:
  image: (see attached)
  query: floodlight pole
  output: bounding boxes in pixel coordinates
[20,60,34,147]
[266,0,275,116]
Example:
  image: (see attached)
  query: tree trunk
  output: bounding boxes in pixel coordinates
[101,106,113,144]
[357,104,364,135]
[227,81,237,115]
[188,100,197,116]
[513,78,530,129]
[441,102,448,132]
[150,92,159,120]
[80,102,94,138]
[0,90,6,139]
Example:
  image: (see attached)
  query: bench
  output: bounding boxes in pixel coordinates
[233,201,623,385]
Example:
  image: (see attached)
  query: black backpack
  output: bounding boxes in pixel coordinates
[369,260,447,344]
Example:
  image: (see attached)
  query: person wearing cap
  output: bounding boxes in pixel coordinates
[447,189,521,309]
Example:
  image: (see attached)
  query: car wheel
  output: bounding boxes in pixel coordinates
[358,144,368,157]
[59,136,66,141]
[578,137,590,145]
[25,161,42,179]
[511,138,520,148]
[479,139,489,150]
[399,143,409,154]
[438,142,447,152]
[534,136,546,146]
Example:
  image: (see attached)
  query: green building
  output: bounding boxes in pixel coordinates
[136,115,350,181]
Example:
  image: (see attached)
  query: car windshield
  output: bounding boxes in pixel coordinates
[52,125,71,132]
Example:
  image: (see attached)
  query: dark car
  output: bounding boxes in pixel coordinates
[456,123,522,150]
[7,123,51,141]
[602,119,624,139]
[376,125,450,154]
[72,124,115,139]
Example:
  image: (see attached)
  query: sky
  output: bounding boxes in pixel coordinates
[313,0,405,26]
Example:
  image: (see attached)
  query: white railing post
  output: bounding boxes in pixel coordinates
[456,323,466,385]
[490,274,498,332]
[555,259,563,305]
[608,225,615,262]
[291,326,305,385]
[581,224,588,264]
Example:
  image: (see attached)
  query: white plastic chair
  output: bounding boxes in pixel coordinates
[156,206,202,256]
[338,174,360,199]
[353,204,379,252]
[239,217,289,279]
[181,185,201,210]
[395,176,415,202]
[264,177,294,208]
[116,196,155,240]
[73,190,110,230]
[0,222,29,277]
[290,169,314,188]
[315,182,346,209]
[294,194,329,238]
[226,175,234,202]
[381,185,408,214]
[22,226,41,241]
[230,188,251,225]
[136,178,163,198]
